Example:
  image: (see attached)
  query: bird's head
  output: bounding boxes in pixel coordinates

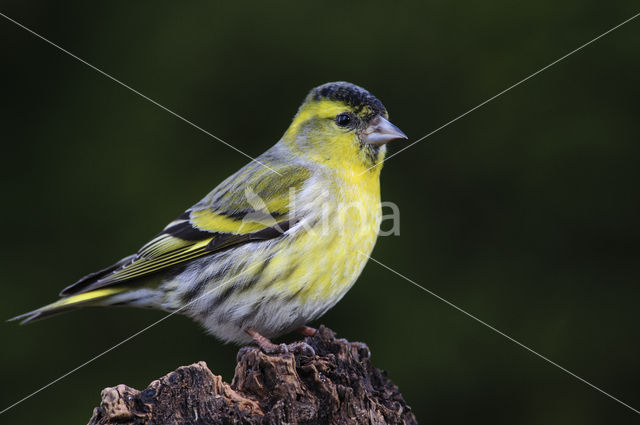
[283,82,407,173]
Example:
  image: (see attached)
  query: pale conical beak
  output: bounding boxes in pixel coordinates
[362,116,408,146]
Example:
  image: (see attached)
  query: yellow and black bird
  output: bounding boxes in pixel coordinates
[11,82,407,350]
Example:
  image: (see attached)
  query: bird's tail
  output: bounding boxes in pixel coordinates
[8,288,126,324]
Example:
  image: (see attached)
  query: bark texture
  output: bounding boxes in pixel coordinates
[87,326,417,424]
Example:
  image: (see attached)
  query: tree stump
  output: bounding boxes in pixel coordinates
[87,326,417,424]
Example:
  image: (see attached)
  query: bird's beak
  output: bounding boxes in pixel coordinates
[362,116,408,146]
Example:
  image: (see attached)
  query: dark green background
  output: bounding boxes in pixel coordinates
[2,2,639,424]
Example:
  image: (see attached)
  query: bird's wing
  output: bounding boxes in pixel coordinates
[60,160,312,296]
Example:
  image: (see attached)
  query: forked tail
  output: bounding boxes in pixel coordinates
[8,288,126,324]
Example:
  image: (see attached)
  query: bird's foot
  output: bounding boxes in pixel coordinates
[286,340,316,357]
[245,328,316,357]
[245,328,287,354]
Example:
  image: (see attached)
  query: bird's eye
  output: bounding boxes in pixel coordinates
[335,113,352,127]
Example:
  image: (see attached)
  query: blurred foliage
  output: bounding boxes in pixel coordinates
[1,1,639,424]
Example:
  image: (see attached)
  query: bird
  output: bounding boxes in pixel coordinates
[10,81,407,351]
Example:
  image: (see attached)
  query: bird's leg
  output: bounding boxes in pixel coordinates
[297,325,317,337]
[245,327,316,357]
[245,328,285,354]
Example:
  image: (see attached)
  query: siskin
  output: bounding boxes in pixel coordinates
[11,82,407,350]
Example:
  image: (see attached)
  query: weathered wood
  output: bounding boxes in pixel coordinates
[88,326,417,424]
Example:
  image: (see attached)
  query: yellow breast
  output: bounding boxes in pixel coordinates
[258,166,382,306]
